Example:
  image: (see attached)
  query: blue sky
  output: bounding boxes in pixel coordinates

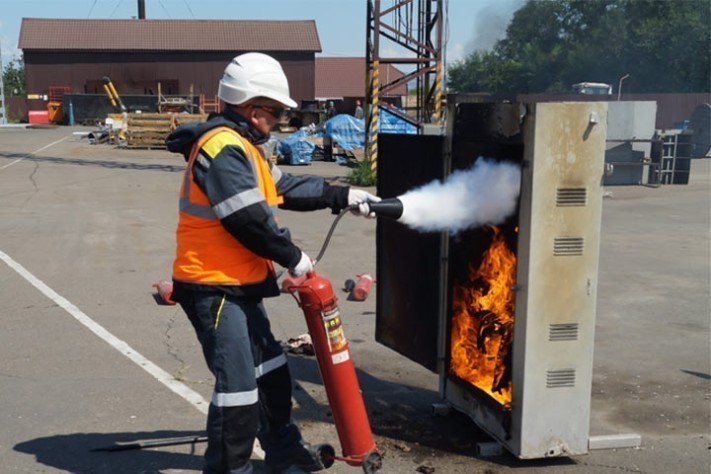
[1,0,523,70]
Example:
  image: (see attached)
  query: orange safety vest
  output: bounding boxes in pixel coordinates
[173,126,284,286]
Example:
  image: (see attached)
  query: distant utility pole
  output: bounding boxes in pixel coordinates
[0,40,7,126]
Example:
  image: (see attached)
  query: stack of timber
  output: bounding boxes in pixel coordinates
[125,113,208,149]
[125,113,173,149]
[173,113,209,128]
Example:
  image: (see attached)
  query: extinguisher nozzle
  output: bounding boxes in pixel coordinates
[364,198,404,220]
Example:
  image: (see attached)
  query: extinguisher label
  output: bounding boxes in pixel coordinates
[322,307,347,355]
[331,350,350,365]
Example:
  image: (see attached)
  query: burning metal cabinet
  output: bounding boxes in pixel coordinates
[376,98,608,459]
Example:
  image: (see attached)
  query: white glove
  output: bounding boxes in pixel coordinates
[348,189,381,218]
[289,251,313,277]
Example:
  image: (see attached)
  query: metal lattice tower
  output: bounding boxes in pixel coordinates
[365,0,445,170]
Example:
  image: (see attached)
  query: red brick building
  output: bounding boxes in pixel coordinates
[19,18,322,104]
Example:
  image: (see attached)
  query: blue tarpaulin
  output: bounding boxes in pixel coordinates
[324,114,365,150]
[276,110,417,165]
[276,128,315,165]
[379,107,418,134]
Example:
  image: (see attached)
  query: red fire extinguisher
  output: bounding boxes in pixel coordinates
[289,271,382,473]
[280,273,308,293]
[351,273,374,301]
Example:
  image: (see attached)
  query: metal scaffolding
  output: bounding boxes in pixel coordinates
[365,0,445,169]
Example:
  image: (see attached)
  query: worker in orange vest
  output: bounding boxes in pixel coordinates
[165,52,379,474]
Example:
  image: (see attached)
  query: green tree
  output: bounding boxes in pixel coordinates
[448,50,522,93]
[3,56,26,97]
[448,0,710,94]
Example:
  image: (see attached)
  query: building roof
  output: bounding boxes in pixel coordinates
[315,57,407,99]
[18,18,321,52]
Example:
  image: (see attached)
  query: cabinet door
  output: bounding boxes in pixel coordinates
[376,134,445,373]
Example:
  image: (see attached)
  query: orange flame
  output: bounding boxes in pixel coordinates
[450,226,516,407]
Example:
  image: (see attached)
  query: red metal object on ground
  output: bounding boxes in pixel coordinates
[152,279,176,305]
[289,272,381,471]
[28,111,50,124]
[351,273,374,301]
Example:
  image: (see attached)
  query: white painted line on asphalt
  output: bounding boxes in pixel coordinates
[0,135,69,170]
[0,249,267,459]
[0,248,209,412]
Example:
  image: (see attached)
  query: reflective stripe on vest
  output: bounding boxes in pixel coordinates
[173,127,284,286]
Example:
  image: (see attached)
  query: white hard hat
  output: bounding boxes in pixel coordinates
[217,52,297,108]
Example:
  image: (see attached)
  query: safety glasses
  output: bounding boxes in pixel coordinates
[253,105,286,119]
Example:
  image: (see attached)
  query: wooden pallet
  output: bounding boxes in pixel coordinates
[125,113,172,149]
[124,113,208,149]
[173,113,209,128]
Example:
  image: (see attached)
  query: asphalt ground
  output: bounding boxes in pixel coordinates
[0,125,709,474]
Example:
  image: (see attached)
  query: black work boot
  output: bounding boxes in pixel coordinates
[265,443,325,473]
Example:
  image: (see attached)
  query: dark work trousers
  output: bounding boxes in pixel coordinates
[179,289,304,474]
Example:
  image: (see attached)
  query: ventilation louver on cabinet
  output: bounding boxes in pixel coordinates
[549,323,579,341]
[556,188,587,206]
[546,369,576,388]
[554,237,584,256]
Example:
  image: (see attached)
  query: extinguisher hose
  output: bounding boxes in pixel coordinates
[313,207,350,265]
[275,208,351,279]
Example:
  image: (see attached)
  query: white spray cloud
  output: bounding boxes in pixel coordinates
[398,158,521,234]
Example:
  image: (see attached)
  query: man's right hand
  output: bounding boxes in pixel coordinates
[289,251,313,277]
[348,189,381,218]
